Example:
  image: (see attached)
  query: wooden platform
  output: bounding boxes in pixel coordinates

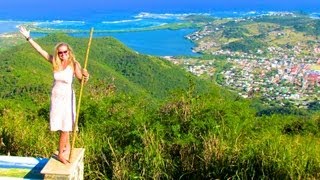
[41,148,85,180]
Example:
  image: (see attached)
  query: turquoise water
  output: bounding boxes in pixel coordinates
[2,11,320,56]
[71,29,198,56]
[1,12,201,56]
[30,28,198,56]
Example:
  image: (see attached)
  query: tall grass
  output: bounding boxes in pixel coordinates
[1,89,320,179]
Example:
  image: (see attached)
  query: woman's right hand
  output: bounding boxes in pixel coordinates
[19,26,30,39]
[18,26,52,62]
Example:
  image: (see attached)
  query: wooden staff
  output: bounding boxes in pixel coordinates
[69,27,94,161]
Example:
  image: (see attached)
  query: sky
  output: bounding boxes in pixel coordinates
[1,0,320,20]
[3,0,320,11]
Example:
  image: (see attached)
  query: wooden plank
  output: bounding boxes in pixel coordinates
[40,148,84,176]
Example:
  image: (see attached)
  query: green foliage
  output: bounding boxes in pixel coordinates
[254,14,320,36]
[222,26,249,39]
[0,34,212,101]
[184,15,216,22]
[307,101,320,111]
[222,37,264,53]
[1,34,320,179]
[255,15,311,27]
[197,13,319,55]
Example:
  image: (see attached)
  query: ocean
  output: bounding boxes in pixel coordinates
[1,11,320,56]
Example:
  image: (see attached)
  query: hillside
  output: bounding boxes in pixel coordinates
[188,12,320,55]
[0,33,213,103]
[1,34,320,179]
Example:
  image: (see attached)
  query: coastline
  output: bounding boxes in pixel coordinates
[1,10,319,56]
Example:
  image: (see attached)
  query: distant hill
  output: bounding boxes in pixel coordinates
[189,13,320,55]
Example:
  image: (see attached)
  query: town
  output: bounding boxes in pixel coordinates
[165,13,320,108]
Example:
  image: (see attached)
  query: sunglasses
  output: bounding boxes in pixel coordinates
[58,50,68,55]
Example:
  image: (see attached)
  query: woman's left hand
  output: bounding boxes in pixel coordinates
[82,69,90,82]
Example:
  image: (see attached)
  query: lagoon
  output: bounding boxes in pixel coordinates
[73,28,199,56]
[30,28,199,56]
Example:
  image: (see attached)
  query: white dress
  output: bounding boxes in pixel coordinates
[50,66,76,131]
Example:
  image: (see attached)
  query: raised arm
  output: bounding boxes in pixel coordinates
[19,26,53,62]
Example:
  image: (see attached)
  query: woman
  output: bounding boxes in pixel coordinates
[19,26,89,164]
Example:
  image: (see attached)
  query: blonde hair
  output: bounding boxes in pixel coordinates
[52,42,76,71]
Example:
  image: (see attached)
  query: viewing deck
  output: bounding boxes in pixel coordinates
[0,148,84,180]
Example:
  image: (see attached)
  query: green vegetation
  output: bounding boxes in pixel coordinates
[184,15,216,22]
[0,33,210,100]
[193,13,320,54]
[254,14,320,36]
[0,34,26,53]
[1,34,320,179]
[222,37,264,53]
[0,168,31,177]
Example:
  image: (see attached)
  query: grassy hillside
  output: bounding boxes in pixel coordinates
[1,34,320,179]
[0,33,212,102]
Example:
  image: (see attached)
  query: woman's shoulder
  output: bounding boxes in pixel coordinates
[73,60,80,65]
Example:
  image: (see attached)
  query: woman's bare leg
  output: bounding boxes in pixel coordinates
[64,133,71,155]
[58,131,70,164]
